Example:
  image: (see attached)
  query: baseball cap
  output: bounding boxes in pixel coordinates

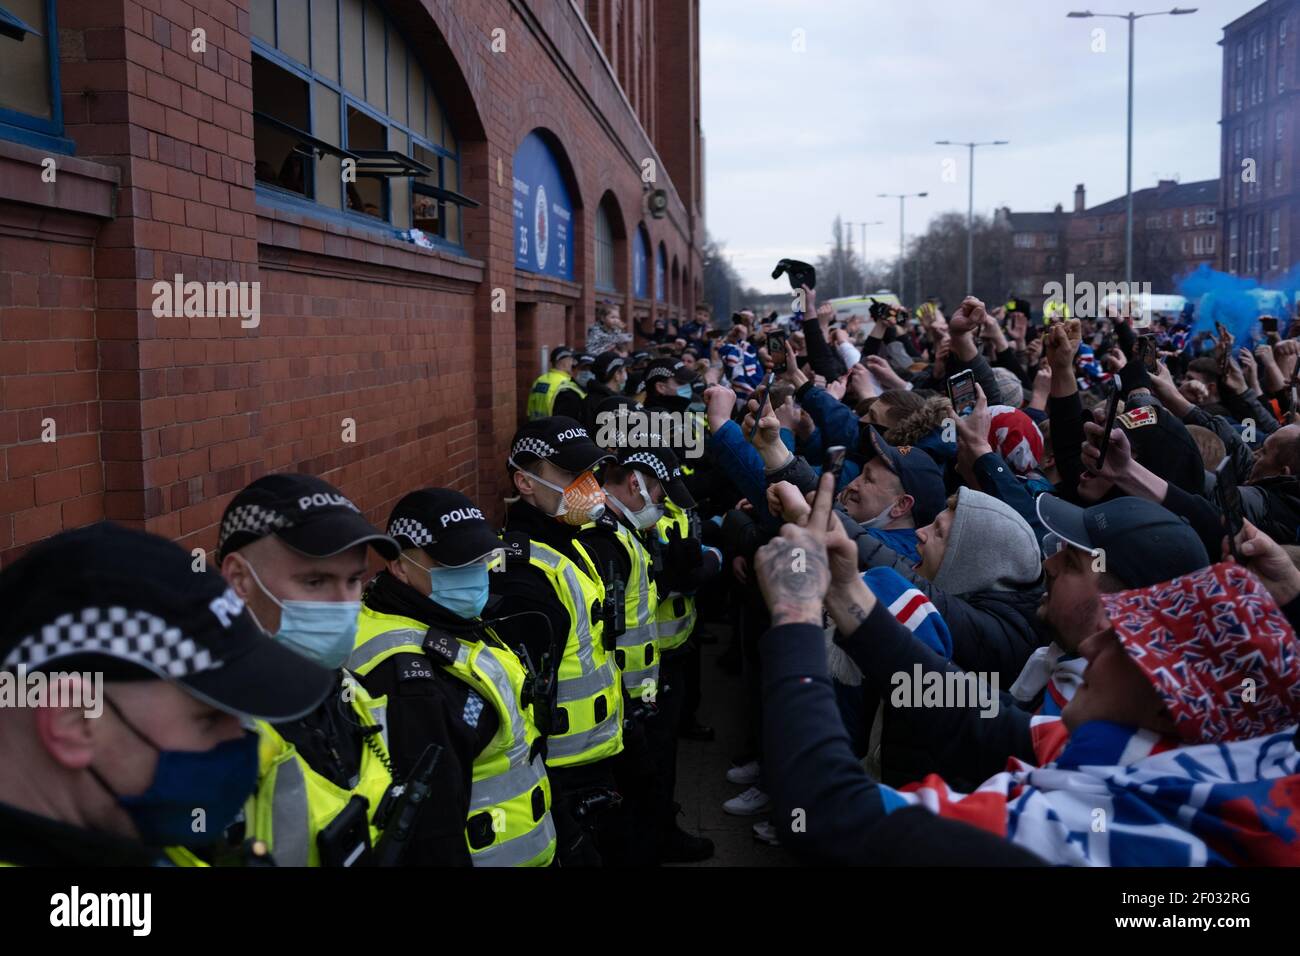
[861,425,947,526]
[387,489,502,568]
[593,351,626,382]
[550,346,575,365]
[1112,404,1204,497]
[0,523,335,721]
[509,416,615,477]
[218,473,399,562]
[1101,562,1300,744]
[619,447,697,509]
[1036,495,1209,588]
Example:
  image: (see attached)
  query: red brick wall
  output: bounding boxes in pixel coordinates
[0,236,103,563]
[0,0,702,564]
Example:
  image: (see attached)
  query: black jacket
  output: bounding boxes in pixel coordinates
[761,615,1043,866]
[355,571,508,867]
[0,800,167,866]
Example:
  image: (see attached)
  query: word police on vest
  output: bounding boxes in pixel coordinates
[50,886,151,936]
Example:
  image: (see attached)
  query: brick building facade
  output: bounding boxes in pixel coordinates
[1220,0,1300,280]
[997,177,1220,310]
[0,0,704,566]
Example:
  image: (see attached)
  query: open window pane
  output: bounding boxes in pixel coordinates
[253,54,312,196]
[341,0,364,97]
[0,0,52,118]
[277,0,309,65]
[310,0,338,81]
[346,103,386,218]
[364,0,386,112]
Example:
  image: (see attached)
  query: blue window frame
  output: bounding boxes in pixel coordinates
[633,225,649,298]
[655,244,667,302]
[251,0,466,249]
[0,0,73,153]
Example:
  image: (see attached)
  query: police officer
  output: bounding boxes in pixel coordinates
[608,446,719,861]
[218,473,432,867]
[585,439,717,863]
[349,489,556,867]
[0,523,333,866]
[490,417,624,864]
[528,347,585,420]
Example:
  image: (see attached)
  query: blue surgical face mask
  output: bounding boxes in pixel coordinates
[404,553,490,620]
[676,384,693,399]
[576,370,595,388]
[240,558,360,670]
[90,699,259,848]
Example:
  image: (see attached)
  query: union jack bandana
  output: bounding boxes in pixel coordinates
[1101,562,1300,744]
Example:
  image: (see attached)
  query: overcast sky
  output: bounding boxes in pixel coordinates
[700,0,1261,293]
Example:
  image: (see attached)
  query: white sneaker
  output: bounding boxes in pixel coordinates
[725,760,760,786]
[752,820,780,846]
[722,786,770,816]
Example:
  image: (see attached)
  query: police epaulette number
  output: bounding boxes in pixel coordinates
[500,531,531,564]
[422,632,461,667]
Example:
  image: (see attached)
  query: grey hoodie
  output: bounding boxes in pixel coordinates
[932,487,1041,596]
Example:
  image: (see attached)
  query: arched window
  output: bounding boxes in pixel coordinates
[655,244,667,302]
[595,203,616,292]
[251,0,472,247]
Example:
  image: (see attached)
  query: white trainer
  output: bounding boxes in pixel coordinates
[752,820,780,846]
[725,760,760,786]
[722,786,771,816]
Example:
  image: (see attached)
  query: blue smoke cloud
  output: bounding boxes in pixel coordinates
[1176,263,1295,345]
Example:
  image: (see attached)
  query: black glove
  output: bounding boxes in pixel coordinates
[664,525,703,572]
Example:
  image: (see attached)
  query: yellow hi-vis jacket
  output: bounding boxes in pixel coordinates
[348,606,556,867]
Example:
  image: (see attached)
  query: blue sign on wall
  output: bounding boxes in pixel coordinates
[513,131,574,280]
[655,244,667,302]
[633,226,649,299]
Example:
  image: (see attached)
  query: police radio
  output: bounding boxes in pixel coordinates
[603,560,626,648]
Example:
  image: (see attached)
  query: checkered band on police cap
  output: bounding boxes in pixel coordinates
[511,437,558,461]
[624,451,671,483]
[5,606,216,679]
[388,516,433,547]
[219,503,290,553]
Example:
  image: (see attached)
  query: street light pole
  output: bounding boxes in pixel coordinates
[935,139,1009,293]
[878,193,927,301]
[1067,8,1197,287]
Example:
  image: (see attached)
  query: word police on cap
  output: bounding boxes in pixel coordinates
[298,493,360,512]
[441,507,485,528]
[555,428,588,442]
